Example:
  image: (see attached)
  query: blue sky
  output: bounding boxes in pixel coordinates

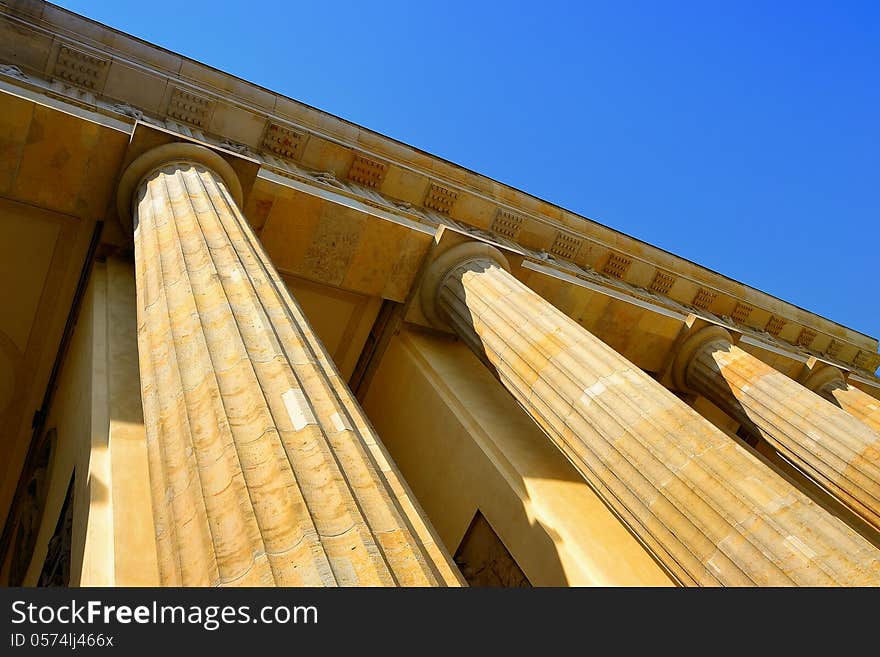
[58,1,879,340]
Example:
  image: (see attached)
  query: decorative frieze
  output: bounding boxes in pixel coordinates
[347,155,388,188]
[490,209,525,240]
[692,287,717,310]
[219,138,249,155]
[602,252,632,279]
[854,350,880,373]
[826,339,844,359]
[765,315,786,336]
[110,102,143,121]
[261,122,308,161]
[423,183,458,214]
[0,19,873,394]
[311,170,346,190]
[162,119,205,142]
[649,270,675,295]
[167,87,214,128]
[0,64,27,80]
[46,81,96,110]
[796,327,817,348]
[52,44,107,90]
[730,302,753,324]
[548,232,582,261]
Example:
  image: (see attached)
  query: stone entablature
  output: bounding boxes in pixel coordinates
[0,0,877,378]
[5,1,880,589]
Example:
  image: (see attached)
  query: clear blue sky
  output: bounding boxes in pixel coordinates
[58,0,879,340]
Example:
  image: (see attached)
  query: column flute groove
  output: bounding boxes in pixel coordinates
[802,365,880,433]
[196,164,447,577]
[421,241,880,586]
[220,166,453,577]
[674,326,880,532]
[688,352,867,486]
[119,143,460,587]
[441,271,823,580]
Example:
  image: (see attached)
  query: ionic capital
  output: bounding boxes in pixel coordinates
[422,240,880,584]
[671,321,880,531]
[116,142,243,234]
[671,324,734,394]
[419,241,510,329]
[800,363,847,394]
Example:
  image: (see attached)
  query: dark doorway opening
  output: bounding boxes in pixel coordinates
[453,511,530,587]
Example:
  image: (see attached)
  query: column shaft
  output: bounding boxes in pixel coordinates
[424,243,880,586]
[804,367,880,433]
[679,328,880,532]
[830,385,880,432]
[126,144,459,586]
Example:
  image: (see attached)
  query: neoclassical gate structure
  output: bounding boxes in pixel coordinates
[1,1,879,586]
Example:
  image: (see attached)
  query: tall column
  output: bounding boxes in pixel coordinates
[802,365,880,433]
[421,242,880,586]
[116,143,460,587]
[673,326,880,532]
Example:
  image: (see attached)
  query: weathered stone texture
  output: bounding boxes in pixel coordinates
[677,327,880,532]
[129,146,459,586]
[423,243,880,586]
[802,366,880,434]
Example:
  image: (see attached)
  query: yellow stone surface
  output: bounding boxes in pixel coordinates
[2,1,880,588]
[363,328,674,586]
[13,257,159,586]
[420,242,880,586]
[126,144,459,586]
[675,326,880,533]
[801,364,880,433]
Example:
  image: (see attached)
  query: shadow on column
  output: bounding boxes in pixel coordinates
[359,326,676,586]
[687,340,880,549]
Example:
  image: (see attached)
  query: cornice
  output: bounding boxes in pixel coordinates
[0,0,877,378]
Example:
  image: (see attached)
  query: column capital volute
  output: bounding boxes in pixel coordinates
[800,363,847,393]
[419,241,510,329]
[116,142,243,235]
[671,324,734,394]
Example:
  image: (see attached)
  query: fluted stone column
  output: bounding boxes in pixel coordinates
[802,365,880,433]
[117,143,460,587]
[421,242,880,586]
[673,325,880,532]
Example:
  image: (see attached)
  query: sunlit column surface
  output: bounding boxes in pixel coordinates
[674,326,880,532]
[421,241,880,586]
[801,365,880,433]
[117,143,460,587]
